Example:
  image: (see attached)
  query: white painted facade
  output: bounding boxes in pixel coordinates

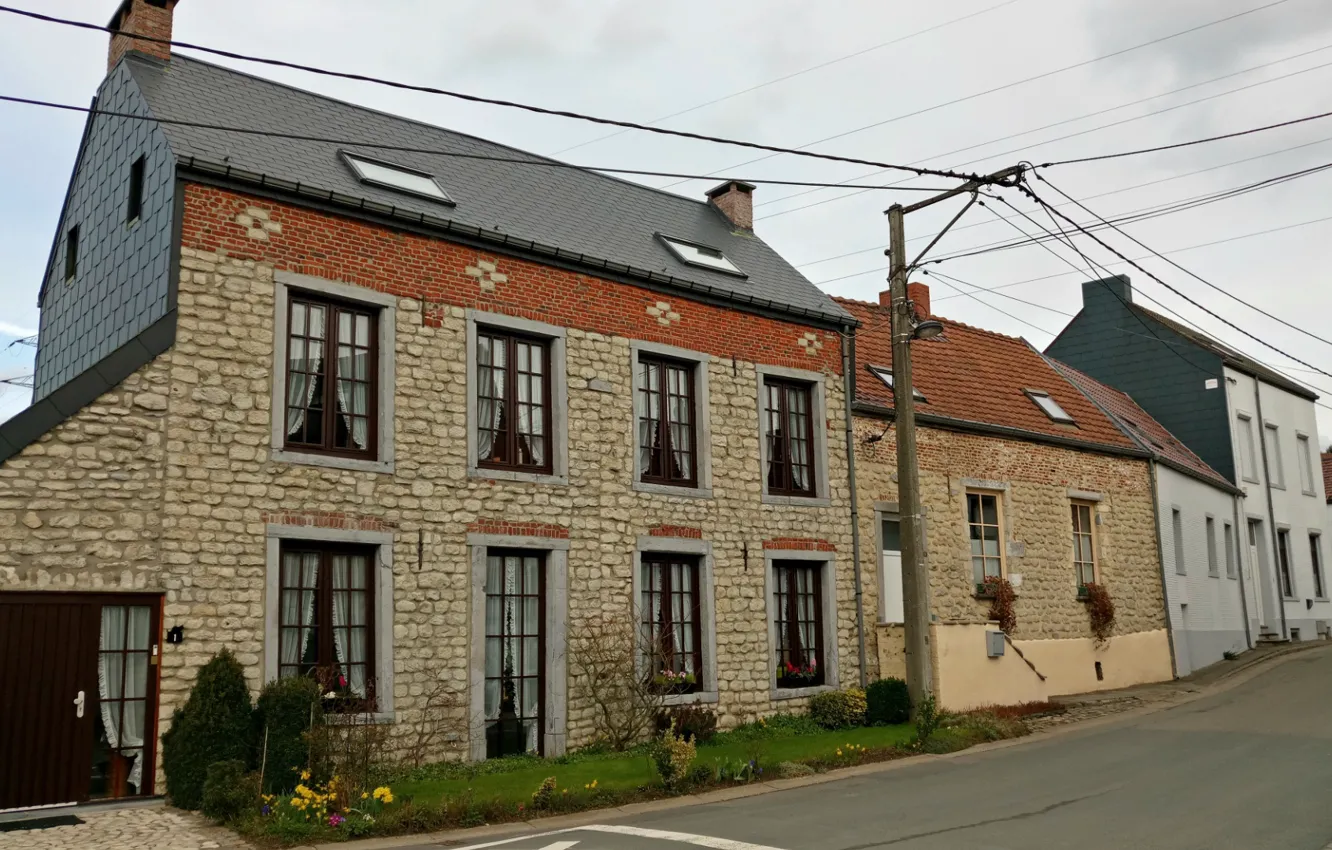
[1155,464,1249,675]
[1223,366,1330,643]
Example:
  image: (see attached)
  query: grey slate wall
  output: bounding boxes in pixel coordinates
[1046,276,1236,483]
[33,61,176,399]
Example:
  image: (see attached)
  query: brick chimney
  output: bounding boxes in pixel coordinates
[108,0,179,71]
[706,180,756,231]
[877,282,931,318]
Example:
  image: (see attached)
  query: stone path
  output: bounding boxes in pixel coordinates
[0,804,250,850]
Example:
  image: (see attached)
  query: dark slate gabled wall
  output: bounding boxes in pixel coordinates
[33,60,176,399]
[1046,276,1237,483]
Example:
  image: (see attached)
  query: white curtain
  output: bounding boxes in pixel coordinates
[788,404,810,491]
[98,607,125,753]
[285,307,324,437]
[669,395,691,479]
[280,553,319,669]
[476,338,502,459]
[637,362,656,473]
[331,554,368,697]
[98,607,150,792]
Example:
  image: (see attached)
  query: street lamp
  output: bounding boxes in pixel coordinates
[912,319,944,340]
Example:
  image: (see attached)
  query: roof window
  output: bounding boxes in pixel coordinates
[1026,389,1074,424]
[657,234,745,277]
[341,152,454,204]
[868,366,926,402]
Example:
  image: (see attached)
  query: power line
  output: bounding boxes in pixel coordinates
[921,269,1061,336]
[758,48,1332,222]
[658,0,1297,188]
[0,5,986,184]
[793,133,1332,268]
[922,269,1075,318]
[551,0,1024,156]
[0,94,964,193]
[1020,181,1332,383]
[1033,169,1332,349]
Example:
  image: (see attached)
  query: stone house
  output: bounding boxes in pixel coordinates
[838,285,1174,710]
[1048,275,1329,643]
[0,1,862,810]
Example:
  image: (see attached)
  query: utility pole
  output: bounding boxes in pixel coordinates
[886,165,1024,714]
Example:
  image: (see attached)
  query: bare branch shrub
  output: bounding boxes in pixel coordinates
[405,673,464,768]
[568,612,664,751]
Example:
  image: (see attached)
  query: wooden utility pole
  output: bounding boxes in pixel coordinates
[886,165,1025,714]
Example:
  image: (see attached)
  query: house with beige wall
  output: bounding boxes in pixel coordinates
[0,2,863,811]
[839,286,1174,710]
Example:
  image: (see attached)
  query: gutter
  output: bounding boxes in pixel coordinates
[850,401,1151,460]
[843,331,867,688]
[175,158,857,333]
[1253,381,1290,639]
[1148,460,1180,679]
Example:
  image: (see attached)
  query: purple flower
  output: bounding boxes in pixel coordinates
[329,813,345,827]
[261,805,271,816]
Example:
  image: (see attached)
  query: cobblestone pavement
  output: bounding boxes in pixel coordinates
[0,804,250,850]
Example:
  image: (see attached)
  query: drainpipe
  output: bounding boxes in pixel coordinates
[1232,493,1254,650]
[1148,460,1179,679]
[843,330,868,688]
[1253,380,1289,639]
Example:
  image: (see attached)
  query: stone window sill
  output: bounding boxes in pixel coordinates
[772,684,834,701]
[272,448,394,475]
[633,480,714,500]
[468,465,568,486]
[762,494,832,508]
[661,690,719,707]
[325,711,395,726]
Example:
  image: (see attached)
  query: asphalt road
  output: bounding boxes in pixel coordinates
[452,646,1332,850]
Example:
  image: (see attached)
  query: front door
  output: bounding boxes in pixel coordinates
[1248,519,1279,632]
[483,550,544,759]
[0,594,160,811]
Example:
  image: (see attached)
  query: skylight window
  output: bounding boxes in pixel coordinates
[341,152,454,204]
[657,234,746,277]
[868,366,926,402]
[1026,390,1075,424]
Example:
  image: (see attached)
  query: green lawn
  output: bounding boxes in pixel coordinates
[396,723,915,805]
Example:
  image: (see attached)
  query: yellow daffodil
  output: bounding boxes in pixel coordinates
[300,770,311,781]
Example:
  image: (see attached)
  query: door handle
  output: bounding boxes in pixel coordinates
[74,690,85,719]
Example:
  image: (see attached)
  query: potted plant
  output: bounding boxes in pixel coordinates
[651,668,697,694]
[778,658,820,688]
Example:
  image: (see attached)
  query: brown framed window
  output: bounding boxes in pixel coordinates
[638,356,698,487]
[1071,502,1096,589]
[95,604,156,799]
[764,379,816,497]
[476,329,552,474]
[640,555,702,692]
[278,544,376,710]
[484,550,545,758]
[968,492,1004,589]
[773,560,825,688]
[284,294,377,458]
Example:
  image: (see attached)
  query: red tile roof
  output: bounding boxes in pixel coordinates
[1053,360,1236,492]
[1322,452,1332,504]
[837,296,1137,452]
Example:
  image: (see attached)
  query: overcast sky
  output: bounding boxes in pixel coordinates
[1,0,1330,441]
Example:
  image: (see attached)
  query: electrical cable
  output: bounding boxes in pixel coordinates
[657,0,1297,188]
[921,269,1061,336]
[1033,169,1332,348]
[551,0,1024,156]
[0,4,987,183]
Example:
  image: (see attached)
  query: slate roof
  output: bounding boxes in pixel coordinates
[1052,360,1239,493]
[836,295,1138,453]
[125,54,851,324]
[1322,452,1332,504]
[1129,304,1317,400]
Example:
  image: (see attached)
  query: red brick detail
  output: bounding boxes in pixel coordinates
[180,185,843,372]
[109,0,177,70]
[763,537,836,552]
[263,510,398,532]
[648,524,703,539]
[467,520,570,539]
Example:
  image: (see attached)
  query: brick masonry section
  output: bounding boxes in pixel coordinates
[648,525,703,539]
[467,520,570,539]
[264,510,399,532]
[764,538,838,552]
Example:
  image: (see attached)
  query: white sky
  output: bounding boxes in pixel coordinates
[1,0,1330,443]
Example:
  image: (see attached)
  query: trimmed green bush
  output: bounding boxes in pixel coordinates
[866,678,911,726]
[808,688,867,730]
[201,759,257,824]
[253,675,324,794]
[161,650,254,810]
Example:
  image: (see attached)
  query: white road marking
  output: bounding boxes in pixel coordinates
[456,823,786,850]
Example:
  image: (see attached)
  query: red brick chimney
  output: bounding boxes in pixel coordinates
[706,180,756,231]
[907,282,931,318]
[877,283,931,318]
[108,0,179,71]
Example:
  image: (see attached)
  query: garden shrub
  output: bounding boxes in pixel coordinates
[531,776,558,810]
[648,724,696,789]
[775,761,815,778]
[254,675,324,793]
[686,763,713,787]
[865,678,911,726]
[201,759,257,824]
[808,688,867,729]
[913,692,943,747]
[162,650,254,810]
[1083,582,1116,644]
[654,705,718,744]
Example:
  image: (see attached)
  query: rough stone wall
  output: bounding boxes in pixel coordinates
[855,417,1164,650]
[0,182,859,774]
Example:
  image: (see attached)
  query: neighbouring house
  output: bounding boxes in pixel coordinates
[0,0,863,810]
[1047,275,1330,644]
[838,284,1173,711]
[1053,362,1250,676]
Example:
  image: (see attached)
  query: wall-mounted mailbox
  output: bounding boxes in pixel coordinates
[166,626,184,645]
[986,630,1005,658]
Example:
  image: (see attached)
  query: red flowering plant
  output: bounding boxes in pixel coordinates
[779,657,820,686]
